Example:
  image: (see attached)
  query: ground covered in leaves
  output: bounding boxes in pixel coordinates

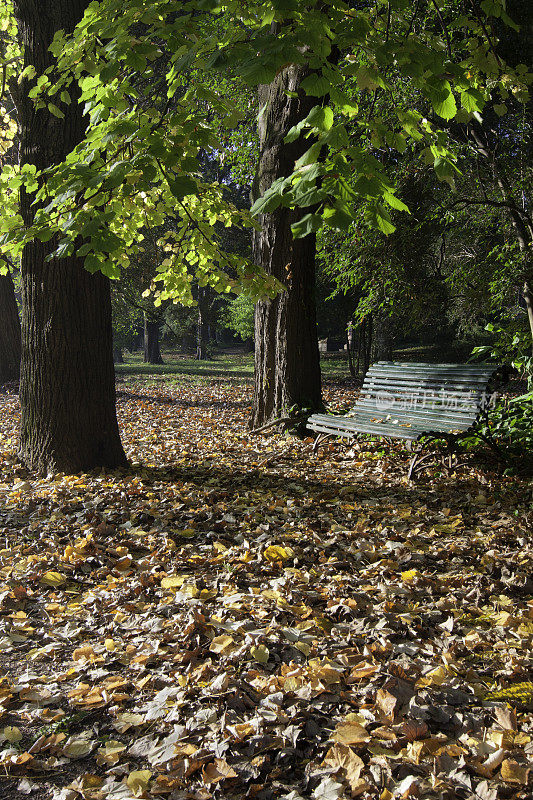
[0,377,532,800]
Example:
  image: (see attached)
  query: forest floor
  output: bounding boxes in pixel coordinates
[0,365,532,800]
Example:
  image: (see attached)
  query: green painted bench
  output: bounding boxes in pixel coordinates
[307,361,498,478]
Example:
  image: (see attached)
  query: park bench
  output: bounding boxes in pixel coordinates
[307,361,498,479]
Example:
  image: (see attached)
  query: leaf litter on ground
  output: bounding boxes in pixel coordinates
[0,378,532,800]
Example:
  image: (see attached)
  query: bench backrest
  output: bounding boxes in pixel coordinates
[357,361,496,432]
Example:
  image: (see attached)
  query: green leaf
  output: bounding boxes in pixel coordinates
[322,203,353,229]
[460,88,485,113]
[355,66,381,91]
[322,124,349,149]
[428,82,457,120]
[383,192,409,213]
[168,175,198,199]
[301,73,332,97]
[284,121,305,144]
[99,62,119,83]
[48,103,65,119]
[305,105,334,132]
[291,213,322,238]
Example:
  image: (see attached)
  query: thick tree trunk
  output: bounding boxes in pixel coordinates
[251,63,322,428]
[0,270,21,383]
[143,312,163,364]
[113,346,124,364]
[15,0,127,474]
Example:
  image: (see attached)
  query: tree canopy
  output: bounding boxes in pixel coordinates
[0,0,529,305]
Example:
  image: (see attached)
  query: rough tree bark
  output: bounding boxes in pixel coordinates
[14,0,127,473]
[251,63,322,428]
[0,270,21,383]
[143,312,164,364]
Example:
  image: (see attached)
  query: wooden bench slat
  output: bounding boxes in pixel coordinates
[309,420,422,441]
[309,412,473,435]
[364,373,492,387]
[341,406,479,427]
[364,374,493,387]
[372,361,495,372]
[358,388,482,402]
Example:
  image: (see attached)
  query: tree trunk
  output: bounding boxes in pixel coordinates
[346,323,356,378]
[14,0,127,474]
[143,312,163,364]
[371,313,394,362]
[0,270,21,383]
[113,345,124,364]
[251,62,322,428]
[196,286,209,360]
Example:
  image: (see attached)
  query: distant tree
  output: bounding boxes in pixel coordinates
[220,294,255,346]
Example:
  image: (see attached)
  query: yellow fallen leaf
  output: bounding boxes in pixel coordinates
[263,545,294,563]
[294,641,311,656]
[105,638,116,651]
[113,712,145,732]
[40,571,66,587]
[250,644,269,664]
[63,737,95,758]
[126,770,152,796]
[79,776,104,790]
[96,740,127,765]
[400,569,419,582]
[500,759,529,785]
[332,719,370,746]
[161,575,185,589]
[210,634,234,654]
[72,645,97,662]
[3,725,22,743]
[417,666,447,688]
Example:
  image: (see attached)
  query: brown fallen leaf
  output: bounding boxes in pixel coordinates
[202,758,238,784]
[324,743,364,792]
[400,720,429,742]
[493,706,517,731]
[332,717,370,746]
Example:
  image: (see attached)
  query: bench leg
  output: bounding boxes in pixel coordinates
[312,433,326,455]
[407,454,418,481]
[408,451,438,480]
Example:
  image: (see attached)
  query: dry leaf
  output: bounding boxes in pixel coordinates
[40,571,66,587]
[210,634,235,654]
[332,719,370,746]
[500,759,530,785]
[324,743,364,791]
[3,725,22,743]
[202,758,237,784]
[250,644,269,663]
[126,770,152,796]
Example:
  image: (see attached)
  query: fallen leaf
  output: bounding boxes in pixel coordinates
[500,759,529,785]
[126,770,152,796]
